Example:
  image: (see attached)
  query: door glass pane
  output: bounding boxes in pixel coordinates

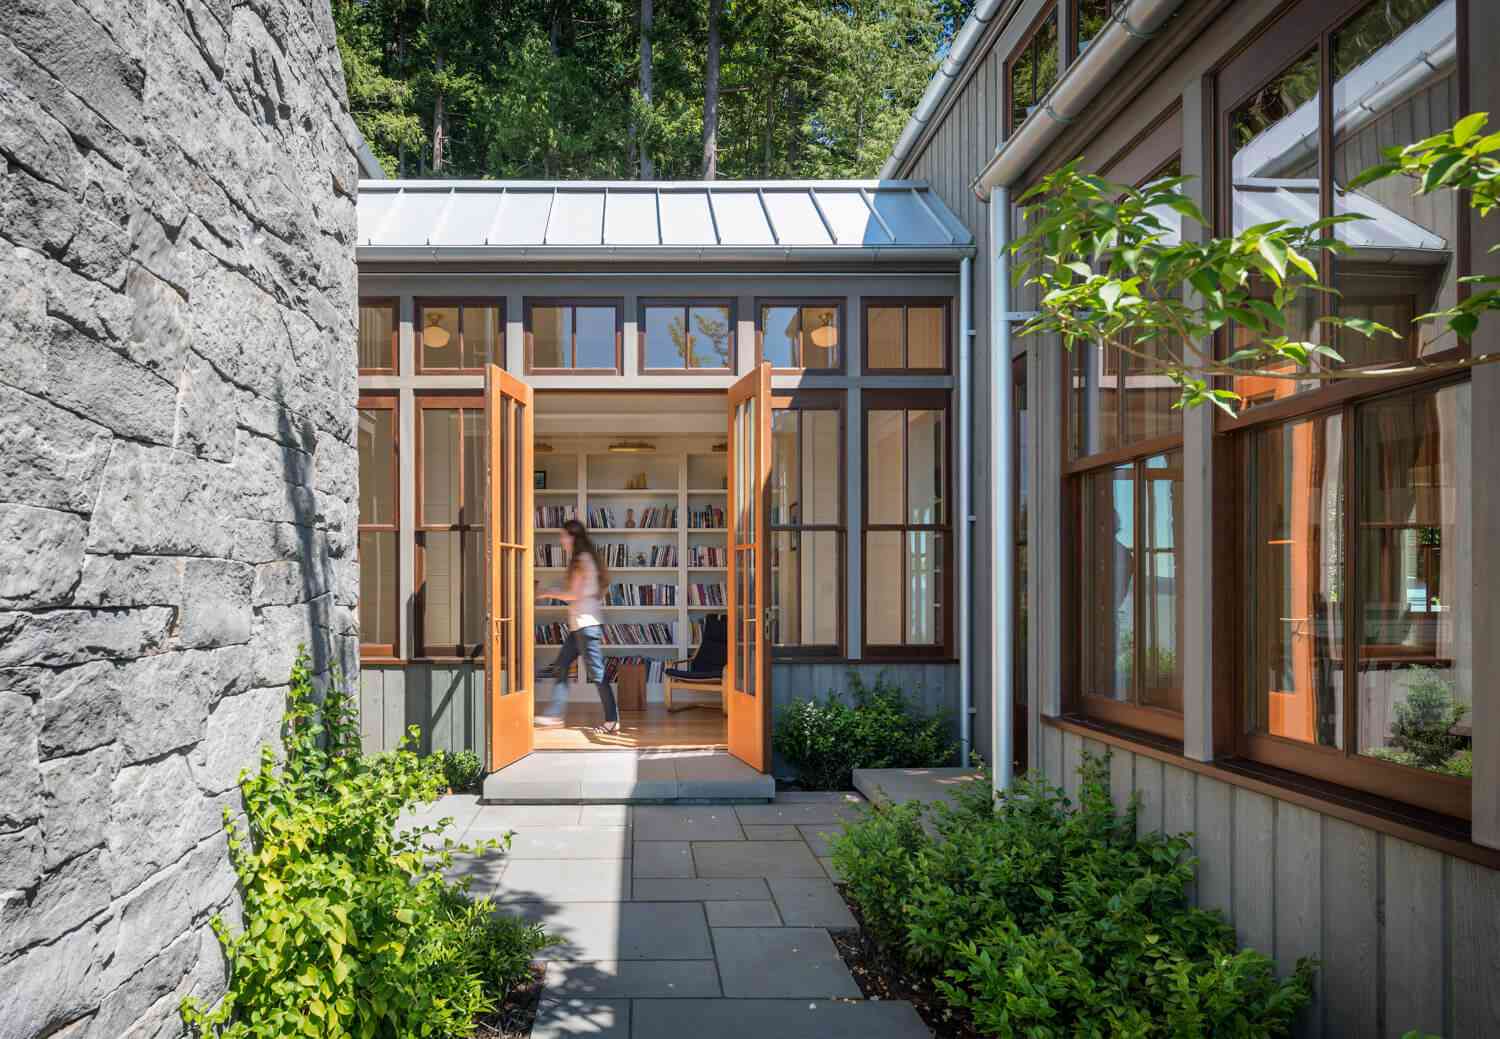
[905,531,942,644]
[358,304,393,370]
[643,306,687,369]
[771,410,799,525]
[761,306,799,367]
[1246,414,1345,747]
[690,305,732,368]
[744,547,757,697]
[1081,465,1135,701]
[803,531,840,646]
[771,531,797,647]
[574,306,616,368]
[421,306,460,369]
[463,305,500,368]
[867,411,905,525]
[801,306,838,369]
[907,409,944,524]
[867,307,903,369]
[1140,452,1184,712]
[358,408,395,525]
[495,549,511,694]
[532,306,568,368]
[462,529,484,649]
[421,408,459,525]
[1332,0,1455,366]
[358,530,397,648]
[462,408,484,527]
[1355,381,1470,776]
[423,531,462,648]
[865,531,903,644]
[908,307,944,369]
[802,410,840,525]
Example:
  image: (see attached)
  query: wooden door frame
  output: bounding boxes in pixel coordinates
[484,365,536,773]
[726,362,773,772]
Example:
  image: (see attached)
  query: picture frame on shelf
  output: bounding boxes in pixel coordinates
[534,469,547,490]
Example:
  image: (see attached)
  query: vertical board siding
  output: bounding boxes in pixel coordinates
[1274,803,1323,1033]
[1232,788,1277,957]
[1320,818,1379,1037]
[1194,774,1234,917]
[359,661,484,756]
[1383,839,1446,1037]
[1449,859,1500,1037]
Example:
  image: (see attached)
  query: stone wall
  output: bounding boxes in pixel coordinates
[0,1,361,1035]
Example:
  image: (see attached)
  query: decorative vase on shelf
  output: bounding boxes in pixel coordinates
[625,508,636,528]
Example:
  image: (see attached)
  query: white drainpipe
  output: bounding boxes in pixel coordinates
[989,192,1014,796]
[958,255,973,763]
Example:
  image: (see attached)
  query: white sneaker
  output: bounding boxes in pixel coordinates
[534,715,567,729]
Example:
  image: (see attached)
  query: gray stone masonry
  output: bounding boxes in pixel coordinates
[0,1,361,1036]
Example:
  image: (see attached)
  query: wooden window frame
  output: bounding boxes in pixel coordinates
[861,298,953,374]
[1211,0,1471,435]
[1004,1,1060,138]
[770,390,846,660]
[861,389,954,661]
[414,394,485,660]
[358,298,399,375]
[414,297,504,375]
[357,394,400,661]
[1230,375,1473,821]
[637,298,738,374]
[755,298,846,374]
[524,297,624,375]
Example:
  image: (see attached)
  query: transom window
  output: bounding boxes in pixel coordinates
[864,300,949,373]
[640,300,735,371]
[358,299,397,373]
[416,299,501,372]
[526,299,622,373]
[1007,3,1059,135]
[758,301,842,371]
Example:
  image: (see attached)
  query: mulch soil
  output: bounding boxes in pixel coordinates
[830,892,984,1039]
[472,963,545,1039]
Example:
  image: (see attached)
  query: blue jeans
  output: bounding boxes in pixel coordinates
[541,625,618,723]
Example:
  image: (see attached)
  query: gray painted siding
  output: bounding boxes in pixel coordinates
[360,663,482,756]
[1037,729,1500,1037]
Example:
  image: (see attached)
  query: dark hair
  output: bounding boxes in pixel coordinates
[562,519,608,589]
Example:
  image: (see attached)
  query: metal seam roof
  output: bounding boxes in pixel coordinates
[356,180,974,256]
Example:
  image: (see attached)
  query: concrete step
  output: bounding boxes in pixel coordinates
[482,749,775,803]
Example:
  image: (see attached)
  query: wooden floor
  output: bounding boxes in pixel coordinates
[533,702,728,750]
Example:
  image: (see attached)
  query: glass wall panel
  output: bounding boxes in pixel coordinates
[463,305,499,368]
[1010,9,1059,130]
[867,411,905,524]
[359,530,397,649]
[771,411,799,524]
[422,531,462,649]
[358,303,394,370]
[532,306,567,368]
[1072,344,1120,458]
[421,408,460,525]
[905,532,942,645]
[421,306,460,369]
[574,306,616,368]
[1355,381,1470,776]
[461,409,484,526]
[1081,464,1135,701]
[771,531,799,647]
[867,306,903,369]
[802,410,840,525]
[690,305,732,368]
[1246,413,1345,747]
[865,531,903,644]
[1140,452,1183,711]
[643,306,682,369]
[761,306,799,367]
[908,307,944,369]
[907,410,944,524]
[803,530,840,646]
[802,306,839,369]
[358,408,396,525]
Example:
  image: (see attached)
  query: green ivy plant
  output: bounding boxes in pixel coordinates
[434,749,483,792]
[831,754,1316,1037]
[181,649,547,1038]
[1013,112,1500,416]
[1366,668,1471,778]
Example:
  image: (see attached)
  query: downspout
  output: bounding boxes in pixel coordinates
[989,192,1013,796]
[958,255,973,764]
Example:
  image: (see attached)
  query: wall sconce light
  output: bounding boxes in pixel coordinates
[608,440,656,453]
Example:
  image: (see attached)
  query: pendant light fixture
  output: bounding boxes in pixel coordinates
[423,312,452,349]
[807,312,837,350]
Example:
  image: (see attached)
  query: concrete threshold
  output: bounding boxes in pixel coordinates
[483,748,775,804]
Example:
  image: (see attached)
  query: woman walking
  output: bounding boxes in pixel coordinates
[537,519,620,733]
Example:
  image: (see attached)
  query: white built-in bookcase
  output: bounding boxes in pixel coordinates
[532,436,728,701]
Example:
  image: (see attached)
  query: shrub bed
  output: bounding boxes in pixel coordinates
[772,671,958,789]
[830,755,1315,1037]
[181,650,547,1038]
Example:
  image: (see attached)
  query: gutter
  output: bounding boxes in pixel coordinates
[972,0,1184,198]
[879,0,1015,180]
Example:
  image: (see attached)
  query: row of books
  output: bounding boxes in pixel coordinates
[587,506,677,529]
[607,583,677,606]
[688,545,726,567]
[535,543,570,567]
[535,622,679,646]
[601,543,677,567]
[686,583,726,606]
[535,505,577,527]
[605,656,667,683]
[687,505,726,529]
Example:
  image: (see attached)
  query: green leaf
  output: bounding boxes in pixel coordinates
[1453,112,1488,147]
[1451,312,1479,339]
[1099,283,1123,313]
[1256,237,1288,282]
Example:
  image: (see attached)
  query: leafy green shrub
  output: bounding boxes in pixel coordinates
[435,749,483,791]
[181,649,547,1038]
[832,755,1316,1037]
[772,671,957,789]
[1366,669,1471,776]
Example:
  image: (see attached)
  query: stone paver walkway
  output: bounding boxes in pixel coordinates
[404,792,932,1038]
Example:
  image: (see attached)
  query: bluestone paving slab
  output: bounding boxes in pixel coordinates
[766,878,856,928]
[495,859,631,902]
[819,856,845,883]
[508,901,712,960]
[631,999,929,1039]
[852,766,982,808]
[771,791,865,804]
[710,927,861,998]
[741,824,798,840]
[692,840,825,878]
[443,853,507,898]
[578,804,631,826]
[673,754,776,799]
[632,805,745,841]
[633,841,695,878]
[795,824,837,857]
[703,899,781,927]
[466,803,582,828]
[734,803,864,826]
[531,998,630,1038]
[630,877,770,901]
[542,959,721,998]
[504,828,631,859]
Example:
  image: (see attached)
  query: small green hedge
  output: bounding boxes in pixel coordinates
[182,650,547,1038]
[831,755,1315,1037]
[772,671,958,789]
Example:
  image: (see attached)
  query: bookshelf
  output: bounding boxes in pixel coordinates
[532,437,729,702]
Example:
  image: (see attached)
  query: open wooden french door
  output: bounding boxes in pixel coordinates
[484,365,535,773]
[726,363,773,772]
